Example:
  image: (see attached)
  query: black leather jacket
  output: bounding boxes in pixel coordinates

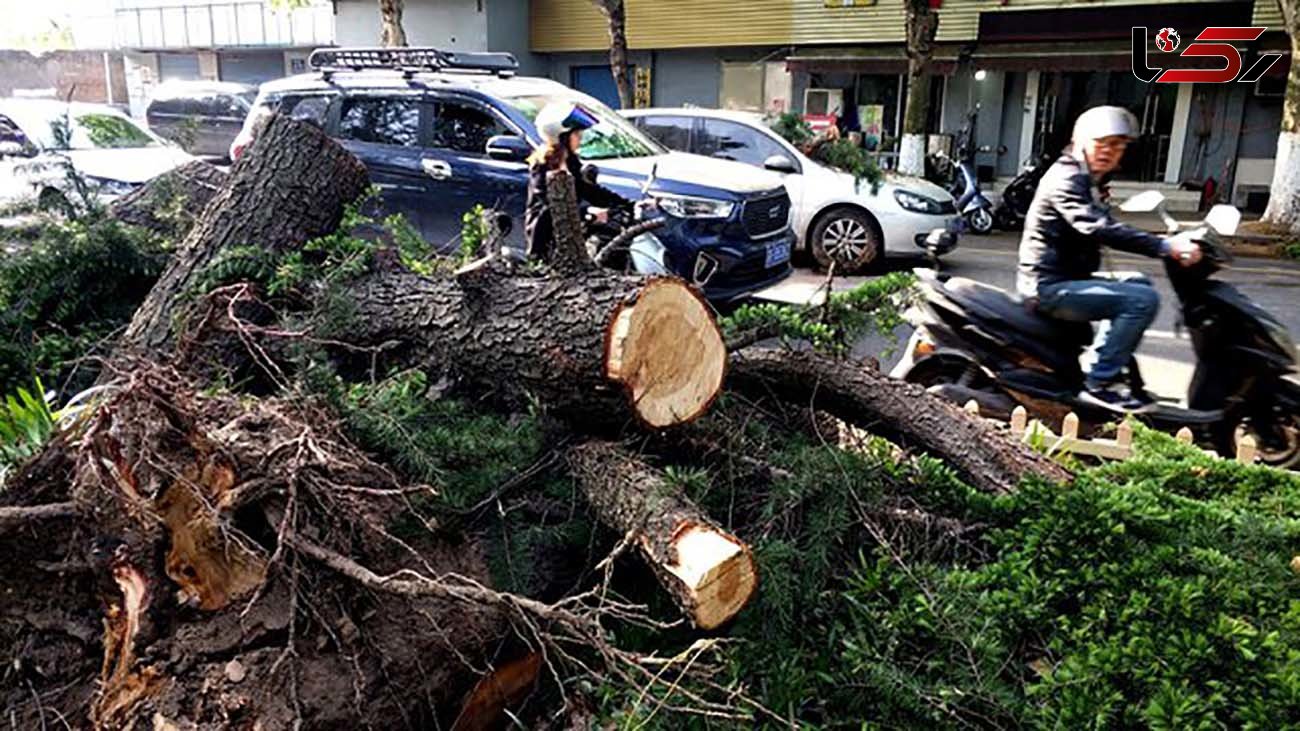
[1016,154,1169,298]
[524,154,628,261]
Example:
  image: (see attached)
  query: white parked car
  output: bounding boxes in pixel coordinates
[624,108,962,271]
[0,99,192,211]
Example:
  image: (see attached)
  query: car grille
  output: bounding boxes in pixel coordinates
[937,198,958,215]
[741,191,791,239]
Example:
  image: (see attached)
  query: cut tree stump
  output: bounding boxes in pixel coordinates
[117,115,370,354]
[346,270,726,429]
[728,348,1072,494]
[567,441,757,629]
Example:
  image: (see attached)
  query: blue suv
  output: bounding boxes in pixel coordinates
[232,48,794,301]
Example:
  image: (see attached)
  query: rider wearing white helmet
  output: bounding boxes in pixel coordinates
[1017,105,1203,412]
[524,101,629,262]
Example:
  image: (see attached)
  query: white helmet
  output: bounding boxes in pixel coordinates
[535,101,599,145]
[1072,105,1140,144]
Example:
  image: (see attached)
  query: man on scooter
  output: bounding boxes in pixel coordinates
[1017,105,1203,412]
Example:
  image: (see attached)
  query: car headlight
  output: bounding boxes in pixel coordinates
[655,194,735,219]
[86,177,139,196]
[894,189,945,215]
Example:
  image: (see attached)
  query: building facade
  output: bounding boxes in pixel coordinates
[527,0,1291,209]
[111,0,334,116]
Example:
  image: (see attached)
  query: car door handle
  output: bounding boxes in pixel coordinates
[421,159,452,180]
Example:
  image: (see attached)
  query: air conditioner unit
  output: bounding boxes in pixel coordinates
[803,88,844,116]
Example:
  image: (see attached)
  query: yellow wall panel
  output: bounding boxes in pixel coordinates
[627,0,795,48]
[530,0,1286,53]
[531,0,609,52]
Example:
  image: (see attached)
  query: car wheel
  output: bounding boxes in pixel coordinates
[966,207,994,235]
[809,208,881,273]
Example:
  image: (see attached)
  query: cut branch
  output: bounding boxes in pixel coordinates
[728,348,1072,494]
[567,441,758,630]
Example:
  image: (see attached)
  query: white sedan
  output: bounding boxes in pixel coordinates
[0,99,192,210]
[624,108,961,271]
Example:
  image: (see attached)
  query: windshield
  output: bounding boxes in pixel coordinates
[505,93,663,160]
[24,110,160,151]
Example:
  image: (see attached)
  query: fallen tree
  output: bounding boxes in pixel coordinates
[0,113,1080,729]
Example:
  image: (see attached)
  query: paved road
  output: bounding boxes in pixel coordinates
[755,230,1300,400]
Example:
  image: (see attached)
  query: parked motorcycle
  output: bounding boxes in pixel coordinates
[992,152,1055,232]
[891,192,1300,468]
[934,149,995,235]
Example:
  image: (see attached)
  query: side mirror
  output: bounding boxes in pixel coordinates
[763,155,797,174]
[1119,190,1166,213]
[485,135,530,162]
[1120,190,1178,233]
[1205,204,1241,236]
[580,163,599,186]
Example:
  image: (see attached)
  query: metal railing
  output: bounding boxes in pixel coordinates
[114,1,333,49]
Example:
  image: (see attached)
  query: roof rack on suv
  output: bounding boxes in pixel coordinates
[308,47,519,80]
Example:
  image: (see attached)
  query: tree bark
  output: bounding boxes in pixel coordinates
[1262,6,1300,234]
[593,0,632,108]
[900,0,938,176]
[344,266,727,429]
[727,348,1073,494]
[109,160,228,240]
[545,168,594,273]
[378,0,408,47]
[116,115,369,356]
[567,441,757,629]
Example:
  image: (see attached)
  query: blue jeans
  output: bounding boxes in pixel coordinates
[1036,274,1160,386]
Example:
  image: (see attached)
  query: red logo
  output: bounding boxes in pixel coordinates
[1133,26,1283,83]
[1155,27,1181,52]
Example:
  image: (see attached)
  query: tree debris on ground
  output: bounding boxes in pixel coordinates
[5,115,1296,730]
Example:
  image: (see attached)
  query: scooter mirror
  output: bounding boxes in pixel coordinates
[1119,190,1166,213]
[1205,204,1241,236]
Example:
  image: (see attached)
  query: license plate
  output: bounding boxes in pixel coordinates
[946,217,965,233]
[765,240,791,267]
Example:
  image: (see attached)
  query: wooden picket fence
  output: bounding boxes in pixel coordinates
[960,400,1259,465]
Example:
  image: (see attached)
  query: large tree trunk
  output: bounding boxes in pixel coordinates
[900,0,938,176]
[117,116,370,356]
[378,0,408,47]
[728,348,1072,494]
[567,441,757,629]
[1262,8,1300,234]
[593,0,632,108]
[344,266,727,429]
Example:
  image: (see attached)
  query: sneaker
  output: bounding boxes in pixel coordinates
[1078,380,1155,413]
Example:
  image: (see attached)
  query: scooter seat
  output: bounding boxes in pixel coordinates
[943,277,1092,343]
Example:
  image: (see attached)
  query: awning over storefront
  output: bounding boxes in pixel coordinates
[785,45,961,75]
[969,41,1133,72]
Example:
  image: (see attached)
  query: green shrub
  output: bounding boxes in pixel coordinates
[594,423,1300,729]
[720,271,916,354]
[0,215,168,394]
[0,377,55,481]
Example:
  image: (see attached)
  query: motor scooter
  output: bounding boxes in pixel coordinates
[891,192,1300,467]
[992,152,1055,232]
[933,148,995,235]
